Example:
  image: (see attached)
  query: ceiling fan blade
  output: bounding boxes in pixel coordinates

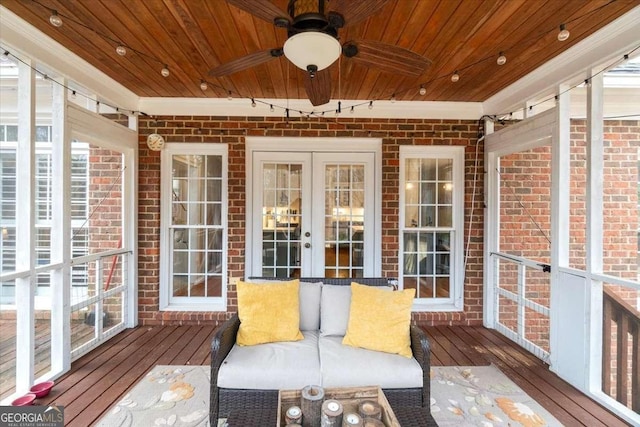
[227,0,290,25]
[330,0,390,26]
[344,39,431,77]
[209,48,283,77]
[304,69,331,106]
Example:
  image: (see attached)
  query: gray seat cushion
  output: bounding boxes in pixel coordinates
[318,336,423,389]
[218,330,321,390]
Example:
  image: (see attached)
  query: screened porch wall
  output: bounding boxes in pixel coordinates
[137,116,485,326]
[497,118,640,306]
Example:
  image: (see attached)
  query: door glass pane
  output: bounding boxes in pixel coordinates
[261,163,301,278]
[324,164,364,278]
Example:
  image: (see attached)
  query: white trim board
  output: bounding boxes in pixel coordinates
[138,97,483,120]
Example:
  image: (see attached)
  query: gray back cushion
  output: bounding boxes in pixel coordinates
[299,281,322,330]
[320,285,352,336]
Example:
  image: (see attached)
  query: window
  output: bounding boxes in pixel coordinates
[399,146,464,310]
[160,144,228,311]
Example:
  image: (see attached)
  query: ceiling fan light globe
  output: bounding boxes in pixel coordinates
[283,32,341,72]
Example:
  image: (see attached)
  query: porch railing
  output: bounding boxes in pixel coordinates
[602,287,640,413]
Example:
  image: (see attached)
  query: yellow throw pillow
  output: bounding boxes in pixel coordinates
[342,282,415,358]
[236,279,304,346]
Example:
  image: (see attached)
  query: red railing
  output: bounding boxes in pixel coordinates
[602,287,640,413]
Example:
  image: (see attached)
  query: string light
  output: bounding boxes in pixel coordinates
[200,79,208,91]
[390,93,396,103]
[497,52,507,66]
[116,45,127,56]
[451,71,460,82]
[251,98,256,107]
[227,91,233,100]
[350,106,354,114]
[1,51,10,63]
[49,10,63,27]
[270,104,274,112]
[161,64,170,77]
[557,24,570,42]
[419,85,426,96]
[368,101,373,110]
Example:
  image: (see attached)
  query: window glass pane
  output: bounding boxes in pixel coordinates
[6,125,17,141]
[420,159,436,180]
[438,158,453,180]
[35,125,50,142]
[206,155,222,178]
[71,152,88,220]
[438,206,453,227]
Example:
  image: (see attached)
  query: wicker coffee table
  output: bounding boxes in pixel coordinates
[225,406,437,426]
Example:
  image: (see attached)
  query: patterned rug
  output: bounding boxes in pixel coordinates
[96,365,562,426]
[430,365,562,426]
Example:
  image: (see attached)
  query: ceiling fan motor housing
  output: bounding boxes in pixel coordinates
[283,0,342,73]
[288,0,327,29]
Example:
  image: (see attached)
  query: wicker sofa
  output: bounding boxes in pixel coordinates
[209,277,431,425]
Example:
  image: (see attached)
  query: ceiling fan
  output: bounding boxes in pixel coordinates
[209,0,431,106]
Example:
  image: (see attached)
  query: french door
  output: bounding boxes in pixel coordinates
[250,151,376,278]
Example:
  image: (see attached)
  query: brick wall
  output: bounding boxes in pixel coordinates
[137,116,485,326]
[88,145,124,325]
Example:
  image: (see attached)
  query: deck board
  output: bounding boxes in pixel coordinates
[3,324,632,426]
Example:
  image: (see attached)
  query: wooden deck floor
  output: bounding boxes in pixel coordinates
[27,324,630,427]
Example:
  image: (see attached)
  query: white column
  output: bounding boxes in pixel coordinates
[550,84,593,389]
[50,80,71,374]
[586,72,604,391]
[551,87,571,269]
[549,84,572,375]
[483,119,496,327]
[15,60,35,393]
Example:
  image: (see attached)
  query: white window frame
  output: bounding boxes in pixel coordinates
[399,146,465,311]
[159,143,228,311]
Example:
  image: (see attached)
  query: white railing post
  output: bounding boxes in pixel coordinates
[50,78,71,375]
[15,59,36,394]
[586,71,605,393]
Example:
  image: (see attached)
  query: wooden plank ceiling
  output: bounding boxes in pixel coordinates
[2,0,637,104]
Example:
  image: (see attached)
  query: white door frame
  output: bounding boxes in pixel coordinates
[245,137,382,278]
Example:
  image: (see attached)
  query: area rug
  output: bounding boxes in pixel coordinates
[96,365,562,427]
[95,366,210,427]
[430,365,562,426]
